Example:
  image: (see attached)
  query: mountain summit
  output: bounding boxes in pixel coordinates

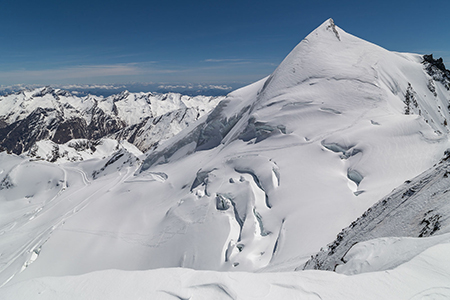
[133,18,450,271]
[1,19,450,298]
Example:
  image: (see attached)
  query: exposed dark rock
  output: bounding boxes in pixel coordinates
[113,118,149,144]
[0,108,57,154]
[404,83,418,115]
[49,144,61,163]
[423,54,450,90]
[67,139,99,152]
[87,106,125,140]
[326,18,340,41]
[52,118,88,144]
[419,210,441,237]
[0,175,13,190]
[423,54,449,75]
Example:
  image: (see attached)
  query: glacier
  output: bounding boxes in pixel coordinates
[1,18,450,299]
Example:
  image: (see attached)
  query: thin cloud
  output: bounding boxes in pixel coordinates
[157,84,232,90]
[0,59,278,86]
[0,63,192,85]
[204,58,247,63]
[205,85,233,90]
[0,64,143,83]
[203,58,276,67]
[59,84,127,90]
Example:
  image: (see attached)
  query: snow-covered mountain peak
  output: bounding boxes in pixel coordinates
[138,19,450,272]
[255,19,385,106]
[223,18,450,147]
[324,18,340,40]
[146,19,449,162]
[308,17,341,41]
[111,90,131,102]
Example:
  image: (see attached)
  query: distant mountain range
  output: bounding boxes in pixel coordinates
[0,82,238,97]
[0,87,223,158]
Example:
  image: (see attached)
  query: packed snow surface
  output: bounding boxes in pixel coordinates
[1,236,450,299]
[1,18,450,298]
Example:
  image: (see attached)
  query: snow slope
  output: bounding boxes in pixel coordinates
[1,236,450,299]
[1,18,450,298]
[303,150,450,272]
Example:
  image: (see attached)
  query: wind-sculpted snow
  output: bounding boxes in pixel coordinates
[155,154,282,270]
[1,18,450,297]
[2,239,450,299]
[335,233,450,275]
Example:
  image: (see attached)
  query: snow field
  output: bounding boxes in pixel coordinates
[1,235,450,299]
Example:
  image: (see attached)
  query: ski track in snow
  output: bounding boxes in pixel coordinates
[0,159,137,287]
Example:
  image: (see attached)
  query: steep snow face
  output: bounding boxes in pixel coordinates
[304,151,450,272]
[1,19,450,287]
[335,233,450,275]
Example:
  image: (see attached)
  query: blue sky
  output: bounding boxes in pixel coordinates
[1,0,449,89]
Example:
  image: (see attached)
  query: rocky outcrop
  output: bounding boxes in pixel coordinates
[0,107,58,154]
[423,54,450,90]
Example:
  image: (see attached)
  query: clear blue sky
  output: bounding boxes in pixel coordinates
[1,0,449,88]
